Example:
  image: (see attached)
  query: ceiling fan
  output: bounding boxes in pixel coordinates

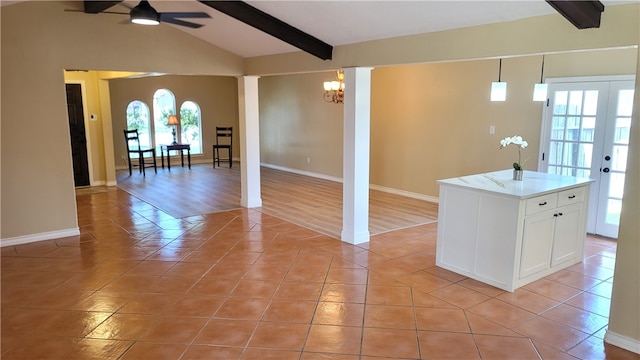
[69,1,211,29]
[127,0,211,28]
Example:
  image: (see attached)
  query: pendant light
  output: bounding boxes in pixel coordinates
[490,59,507,102]
[533,55,548,101]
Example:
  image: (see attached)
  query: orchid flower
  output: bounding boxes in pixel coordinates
[500,135,528,170]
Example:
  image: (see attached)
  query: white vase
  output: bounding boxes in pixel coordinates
[513,169,523,181]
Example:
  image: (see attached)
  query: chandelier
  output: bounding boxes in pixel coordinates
[323,70,345,103]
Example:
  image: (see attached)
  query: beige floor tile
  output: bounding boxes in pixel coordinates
[430,283,492,309]
[418,331,481,359]
[363,304,416,329]
[304,324,362,355]
[248,322,310,350]
[474,334,541,359]
[2,186,634,360]
[415,307,471,332]
[361,327,420,358]
[514,316,590,351]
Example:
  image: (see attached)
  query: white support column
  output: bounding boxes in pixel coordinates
[237,76,262,208]
[341,67,373,245]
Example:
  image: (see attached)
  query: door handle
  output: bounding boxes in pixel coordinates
[604,155,611,161]
[602,167,610,173]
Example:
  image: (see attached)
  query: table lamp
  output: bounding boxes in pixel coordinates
[167,115,179,145]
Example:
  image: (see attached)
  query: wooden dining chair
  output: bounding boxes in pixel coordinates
[212,126,233,168]
[123,129,157,176]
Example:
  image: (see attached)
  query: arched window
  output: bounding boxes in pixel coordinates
[179,101,202,154]
[153,89,176,146]
[126,100,151,148]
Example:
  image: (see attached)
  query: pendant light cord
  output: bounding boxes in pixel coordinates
[539,55,545,83]
[498,59,502,82]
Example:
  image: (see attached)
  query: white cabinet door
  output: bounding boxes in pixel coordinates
[551,203,583,267]
[520,210,555,278]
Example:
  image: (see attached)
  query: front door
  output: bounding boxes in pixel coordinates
[66,83,90,187]
[539,77,635,239]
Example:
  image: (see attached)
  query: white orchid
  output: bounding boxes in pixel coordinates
[500,135,528,170]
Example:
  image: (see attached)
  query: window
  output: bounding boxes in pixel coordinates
[180,101,202,153]
[126,100,152,148]
[126,89,203,155]
[153,89,176,147]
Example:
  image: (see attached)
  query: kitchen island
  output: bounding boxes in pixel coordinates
[436,170,594,292]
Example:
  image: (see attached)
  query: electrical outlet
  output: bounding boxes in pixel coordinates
[489,125,496,134]
[306,157,311,163]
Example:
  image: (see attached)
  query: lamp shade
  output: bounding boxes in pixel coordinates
[167,115,179,125]
[131,0,160,25]
[533,83,548,101]
[323,82,332,91]
[491,82,507,101]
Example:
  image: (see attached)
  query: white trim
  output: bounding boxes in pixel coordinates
[106,180,118,186]
[66,80,95,186]
[605,330,640,355]
[370,184,439,204]
[1,228,80,247]
[546,75,635,84]
[260,163,343,183]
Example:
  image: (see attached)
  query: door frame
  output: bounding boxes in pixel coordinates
[538,74,635,237]
[66,80,95,187]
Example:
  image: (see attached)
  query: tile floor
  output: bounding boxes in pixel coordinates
[1,188,638,359]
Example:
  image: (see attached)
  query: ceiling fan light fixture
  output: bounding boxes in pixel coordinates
[131,0,160,25]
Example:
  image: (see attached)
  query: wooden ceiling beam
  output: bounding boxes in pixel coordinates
[546,0,605,29]
[199,1,333,60]
[83,1,123,14]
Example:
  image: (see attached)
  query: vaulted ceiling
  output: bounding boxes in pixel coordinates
[63,0,628,60]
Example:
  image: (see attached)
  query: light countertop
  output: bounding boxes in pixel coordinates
[437,170,594,199]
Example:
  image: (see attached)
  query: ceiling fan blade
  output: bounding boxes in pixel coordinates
[160,12,211,19]
[102,11,130,15]
[160,17,205,29]
[64,9,128,15]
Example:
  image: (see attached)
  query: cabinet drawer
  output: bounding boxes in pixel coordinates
[558,187,586,207]
[526,193,557,215]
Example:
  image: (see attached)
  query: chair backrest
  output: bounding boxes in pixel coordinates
[215,127,233,146]
[123,129,142,151]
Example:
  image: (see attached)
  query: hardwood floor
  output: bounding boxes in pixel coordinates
[116,163,438,239]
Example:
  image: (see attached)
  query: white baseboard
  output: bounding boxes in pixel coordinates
[1,228,80,247]
[605,330,640,355]
[260,163,439,204]
[369,184,439,204]
[261,163,343,183]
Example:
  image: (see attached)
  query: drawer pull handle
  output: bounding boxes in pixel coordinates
[568,195,576,199]
[539,201,547,206]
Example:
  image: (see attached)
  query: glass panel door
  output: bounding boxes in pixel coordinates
[541,78,634,239]
[595,83,635,237]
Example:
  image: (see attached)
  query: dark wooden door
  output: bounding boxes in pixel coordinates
[66,83,90,187]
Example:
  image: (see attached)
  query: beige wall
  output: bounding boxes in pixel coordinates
[109,75,239,167]
[607,49,640,349]
[1,1,243,239]
[260,49,637,197]
[259,72,344,177]
[246,4,639,76]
